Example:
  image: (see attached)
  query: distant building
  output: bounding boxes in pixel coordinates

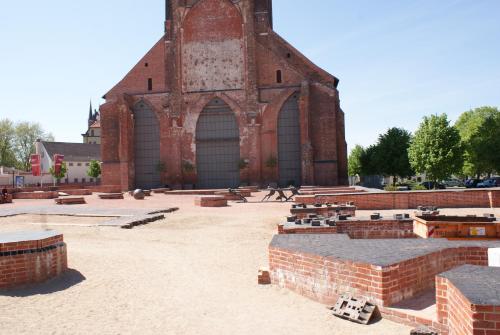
[82,101,101,144]
[35,140,101,184]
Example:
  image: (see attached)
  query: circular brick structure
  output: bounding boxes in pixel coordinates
[0,231,67,289]
[195,195,228,207]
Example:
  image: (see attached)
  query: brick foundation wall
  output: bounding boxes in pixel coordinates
[279,219,415,239]
[59,189,93,196]
[194,196,227,207]
[12,191,59,199]
[296,189,499,209]
[437,277,500,335]
[269,246,489,308]
[0,234,68,289]
[290,205,356,219]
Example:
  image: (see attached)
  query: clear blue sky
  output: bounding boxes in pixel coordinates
[1,0,499,151]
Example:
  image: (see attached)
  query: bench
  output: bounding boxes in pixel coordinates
[55,197,86,205]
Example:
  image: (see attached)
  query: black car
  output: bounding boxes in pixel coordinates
[465,179,482,188]
[420,181,446,190]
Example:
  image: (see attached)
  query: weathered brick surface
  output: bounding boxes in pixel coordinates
[0,233,68,289]
[100,0,348,190]
[296,189,500,209]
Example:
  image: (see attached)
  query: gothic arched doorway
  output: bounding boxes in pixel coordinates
[196,98,240,189]
[278,93,302,187]
[133,101,161,189]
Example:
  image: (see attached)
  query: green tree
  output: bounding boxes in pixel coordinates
[373,128,414,185]
[348,145,364,176]
[409,114,463,184]
[0,119,17,167]
[49,162,68,181]
[455,106,500,177]
[87,160,102,184]
[360,145,380,176]
[14,122,54,171]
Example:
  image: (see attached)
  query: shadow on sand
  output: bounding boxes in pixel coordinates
[0,268,86,297]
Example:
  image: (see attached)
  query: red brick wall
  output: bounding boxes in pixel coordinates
[105,37,167,98]
[437,277,500,335]
[296,189,498,209]
[269,246,488,308]
[0,235,67,289]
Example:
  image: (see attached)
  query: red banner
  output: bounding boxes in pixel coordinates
[54,154,65,175]
[31,154,41,177]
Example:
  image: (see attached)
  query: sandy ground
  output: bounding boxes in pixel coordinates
[1,192,497,335]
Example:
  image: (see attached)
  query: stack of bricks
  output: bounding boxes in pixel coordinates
[0,231,68,289]
[436,265,500,335]
[194,195,228,207]
[295,189,499,210]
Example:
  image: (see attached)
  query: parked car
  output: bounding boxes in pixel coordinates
[465,179,482,188]
[420,181,446,190]
[477,179,498,188]
[443,179,464,188]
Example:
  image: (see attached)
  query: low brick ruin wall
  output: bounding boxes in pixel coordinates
[413,215,500,239]
[269,235,498,308]
[290,204,356,219]
[436,265,500,335]
[0,231,68,289]
[194,196,227,207]
[295,189,500,210]
[12,191,59,199]
[59,189,92,196]
[279,219,415,239]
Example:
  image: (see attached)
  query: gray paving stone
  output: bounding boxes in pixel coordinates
[0,207,177,229]
[0,230,60,243]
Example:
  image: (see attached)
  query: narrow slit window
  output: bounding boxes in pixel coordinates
[148,78,153,91]
[276,70,282,84]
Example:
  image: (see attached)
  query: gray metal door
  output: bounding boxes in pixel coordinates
[196,99,240,189]
[278,93,302,187]
[134,101,161,189]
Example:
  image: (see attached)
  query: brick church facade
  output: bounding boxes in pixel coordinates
[100,0,348,190]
